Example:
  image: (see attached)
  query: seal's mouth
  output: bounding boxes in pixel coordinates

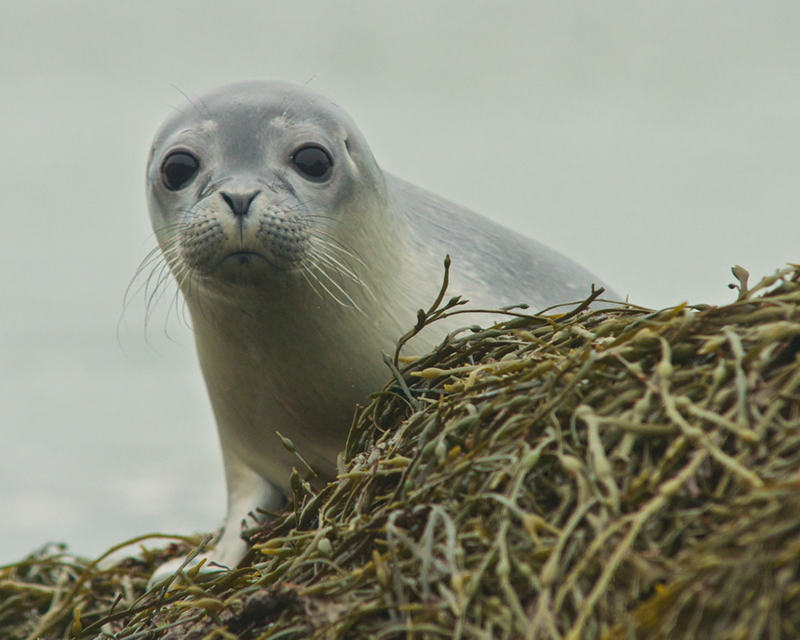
[220,251,271,267]
[213,251,298,280]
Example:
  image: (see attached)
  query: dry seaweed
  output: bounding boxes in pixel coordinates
[3,262,800,639]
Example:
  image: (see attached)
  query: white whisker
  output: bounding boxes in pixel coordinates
[305,260,364,313]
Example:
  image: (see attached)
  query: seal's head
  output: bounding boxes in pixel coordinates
[146,80,388,298]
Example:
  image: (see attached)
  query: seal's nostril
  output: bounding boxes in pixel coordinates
[220,190,261,218]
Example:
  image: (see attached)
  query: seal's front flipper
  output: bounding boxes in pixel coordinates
[148,451,283,590]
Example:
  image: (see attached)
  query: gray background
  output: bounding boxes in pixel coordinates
[1,1,798,564]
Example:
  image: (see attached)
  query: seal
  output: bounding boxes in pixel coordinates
[145,79,616,583]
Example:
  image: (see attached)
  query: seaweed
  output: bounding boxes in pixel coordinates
[4,263,800,639]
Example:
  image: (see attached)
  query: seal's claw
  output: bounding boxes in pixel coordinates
[147,553,227,591]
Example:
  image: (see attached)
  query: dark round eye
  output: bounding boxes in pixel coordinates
[161,152,200,191]
[292,145,333,182]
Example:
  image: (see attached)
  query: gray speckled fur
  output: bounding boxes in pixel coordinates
[389,174,611,312]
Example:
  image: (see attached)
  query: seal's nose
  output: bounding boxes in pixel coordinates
[220,190,261,218]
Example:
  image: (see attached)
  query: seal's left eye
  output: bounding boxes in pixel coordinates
[161,152,200,191]
[292,145,333,182]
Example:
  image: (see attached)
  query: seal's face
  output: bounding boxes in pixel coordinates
[146,80,385,296]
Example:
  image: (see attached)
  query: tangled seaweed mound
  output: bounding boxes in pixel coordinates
[3,264,800,640]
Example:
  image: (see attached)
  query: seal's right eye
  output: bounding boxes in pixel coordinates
[161,152,200,191]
